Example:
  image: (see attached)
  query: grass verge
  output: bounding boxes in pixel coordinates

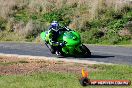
[0,56,132,88]
[0,65,132,88]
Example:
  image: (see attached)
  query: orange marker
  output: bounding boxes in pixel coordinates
[80,69,131,86]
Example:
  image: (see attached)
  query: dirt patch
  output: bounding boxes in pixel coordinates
[0,56,97,75]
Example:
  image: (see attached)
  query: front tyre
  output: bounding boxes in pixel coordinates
[48,45,56,54]
[46,44,56,54]
[81,45,91,57]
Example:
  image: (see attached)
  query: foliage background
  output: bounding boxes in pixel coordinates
[0,0,131,44]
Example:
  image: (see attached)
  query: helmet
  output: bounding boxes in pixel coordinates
[51,21,59,29]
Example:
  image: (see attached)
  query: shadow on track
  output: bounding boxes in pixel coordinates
[58,54,115,58]
[90,55,114,58]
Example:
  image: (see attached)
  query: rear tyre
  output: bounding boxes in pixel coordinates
[81,45,91,57]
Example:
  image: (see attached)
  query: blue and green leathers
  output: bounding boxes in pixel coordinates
[40,27,91,57]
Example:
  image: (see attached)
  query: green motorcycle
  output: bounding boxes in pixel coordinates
[40,27,91,57]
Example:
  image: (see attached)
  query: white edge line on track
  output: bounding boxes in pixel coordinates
[0,53,113,65]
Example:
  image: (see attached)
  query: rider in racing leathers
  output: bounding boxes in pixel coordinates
[48,21,67,56]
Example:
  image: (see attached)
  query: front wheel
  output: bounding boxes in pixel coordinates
[45,43,55,54]
[80,45,91,57]
[49,46,56,54]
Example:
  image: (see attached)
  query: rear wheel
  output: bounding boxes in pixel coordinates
[81,45,91,57]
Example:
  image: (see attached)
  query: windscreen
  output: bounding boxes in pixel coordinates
[64,32,76,39]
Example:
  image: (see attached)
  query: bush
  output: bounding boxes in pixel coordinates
[23,20,46,40]
[107,19,126,30]
[43,7,72,26]
[81,29,104,44]
[0,17,7,31]
[14,9,30,23]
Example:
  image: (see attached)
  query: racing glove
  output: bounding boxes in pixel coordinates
[60,41,66,47]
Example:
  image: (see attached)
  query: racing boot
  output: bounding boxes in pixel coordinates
[55,50,62,56]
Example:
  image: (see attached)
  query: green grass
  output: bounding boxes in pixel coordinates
[0,60,29,66]
[0,64,132,88]
[0,62,18,66]
[86,44,132,48]
[0,72,81,88]
[18,61,29,63]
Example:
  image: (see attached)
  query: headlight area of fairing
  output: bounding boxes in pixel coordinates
[62,36,82,54]
[63,35,81,46]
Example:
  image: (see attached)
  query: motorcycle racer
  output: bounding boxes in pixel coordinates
[48,21,66,56]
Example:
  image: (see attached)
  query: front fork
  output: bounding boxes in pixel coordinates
[45,42,51,50]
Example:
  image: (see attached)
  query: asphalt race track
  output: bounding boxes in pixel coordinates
[0,42,132,65]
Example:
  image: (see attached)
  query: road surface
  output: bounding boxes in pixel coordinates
[0,42,132,65]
